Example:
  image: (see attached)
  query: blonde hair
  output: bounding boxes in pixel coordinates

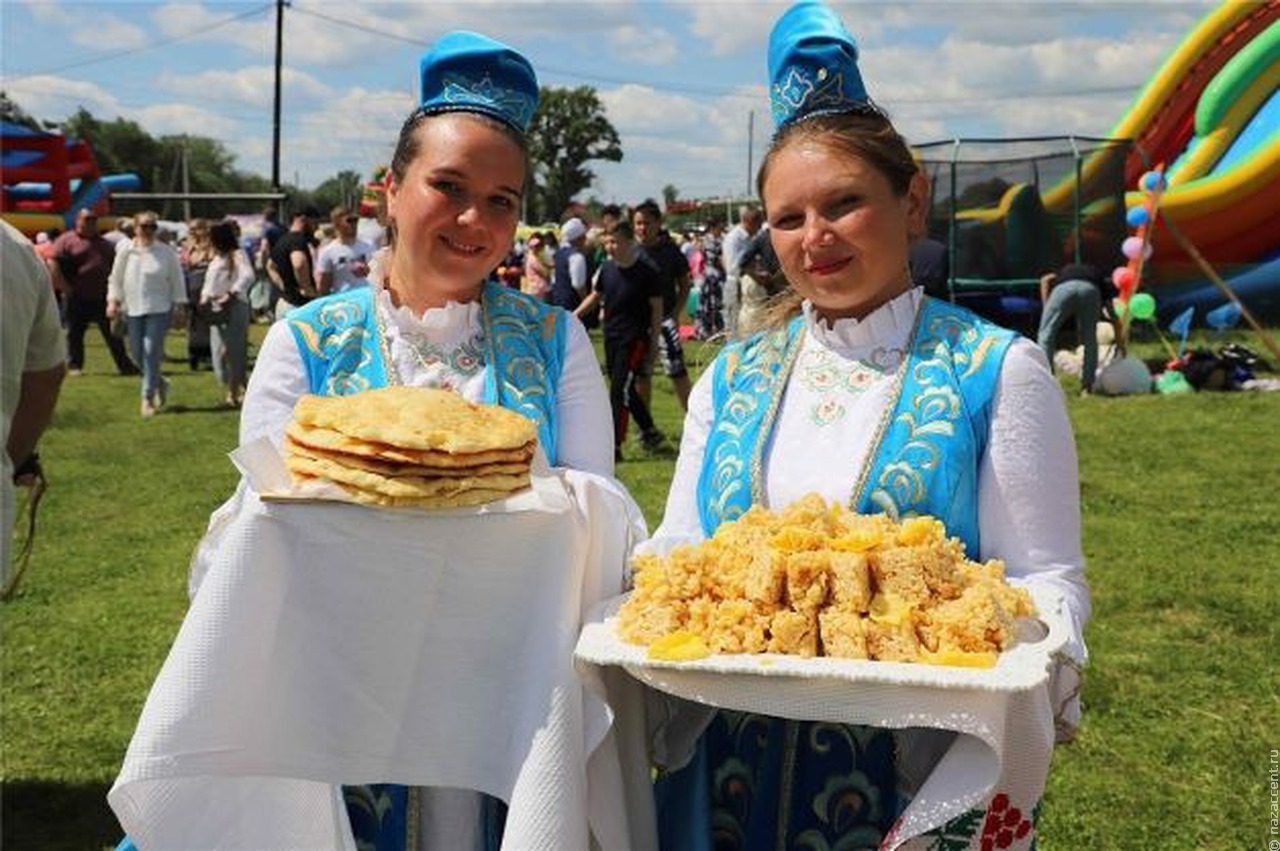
[754,111,921,330]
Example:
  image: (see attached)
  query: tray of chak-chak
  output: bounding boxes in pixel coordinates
[246,386,540,510]
[574,497,1071,698]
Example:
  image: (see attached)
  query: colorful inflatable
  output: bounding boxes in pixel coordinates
[1,120,141,236]
[1047,0,1279,310]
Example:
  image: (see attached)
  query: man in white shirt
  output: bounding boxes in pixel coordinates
[1,222,66,581]
[315,206,372,295]
[549,217,590,315]
[721,204,763,339]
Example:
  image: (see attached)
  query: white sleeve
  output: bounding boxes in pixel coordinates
[648,365,716,550]
[239,320,309,448]
[168,247,187,305]
[568,252,588,294]
[978,339,1090,735]
[724,231,746,274]
[232,249,256,295]
[107,246,127,305]
[316,244,334,274]
[19,245,66,371]
[553,317,615,478]
[200,257,222,302]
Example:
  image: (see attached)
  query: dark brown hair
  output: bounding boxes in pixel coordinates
[389,109,529,185]
[605,220,634,241]
[210,221,239,255]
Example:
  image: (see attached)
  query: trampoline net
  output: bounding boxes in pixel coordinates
[914,137,1133,290]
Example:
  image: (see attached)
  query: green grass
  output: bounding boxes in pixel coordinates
[2,325,1277,850]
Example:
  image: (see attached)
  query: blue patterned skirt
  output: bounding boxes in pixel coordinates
[656,712,897,851]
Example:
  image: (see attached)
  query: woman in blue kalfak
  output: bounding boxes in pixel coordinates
[114,29,614,851]
[646,3,1091,849]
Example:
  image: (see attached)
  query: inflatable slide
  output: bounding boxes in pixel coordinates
[1048,0,1279,309]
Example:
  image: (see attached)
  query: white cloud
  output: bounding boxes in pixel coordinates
[265,86,415,183]
[684,1,787,56]
[20,0,74,26]
[158,66,332,109]
[136,102,239,137]
[4,75,122,122]
[599,84,702,133]
[70,16,148,52]
[365,1,637,42]
[610,25,680,66]
[151,3,272,56]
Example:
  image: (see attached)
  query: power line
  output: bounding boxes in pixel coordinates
[6,4,274,80]
[287,5,758,101]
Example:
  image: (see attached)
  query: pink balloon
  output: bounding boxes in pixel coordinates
[1112,266,1135,290]
[1121,236,1152,261]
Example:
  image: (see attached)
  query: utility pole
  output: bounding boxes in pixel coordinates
[181,137,191,221]
[271,0,285,192]
[746,110,754,198]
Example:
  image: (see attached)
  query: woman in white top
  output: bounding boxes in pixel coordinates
[107,211,186,417]
[648,4,1089,850]
[201,221,255,407]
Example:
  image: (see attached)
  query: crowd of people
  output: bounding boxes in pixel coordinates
[14,203,385,416]
[3,4,1092,850]
[16,189,801,465]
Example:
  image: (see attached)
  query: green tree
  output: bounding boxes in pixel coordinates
[61,109,277,218]
[312,169,365,213]
[526,86,622,223]
[662,184,679,209]
[63,108,165,192]
[1,91,43,131]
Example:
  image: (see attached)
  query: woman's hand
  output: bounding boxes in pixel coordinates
[106,299,121,319]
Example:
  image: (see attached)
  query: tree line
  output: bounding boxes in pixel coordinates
[3,87,622,224]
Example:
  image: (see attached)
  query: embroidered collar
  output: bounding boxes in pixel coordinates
[375,286,482,338]
[802,287,922,354]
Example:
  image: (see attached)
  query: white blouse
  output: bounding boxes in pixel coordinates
[201,250,256,302]
[652,288,1090,675]
[240,287,615,478]
[108,241,186,317]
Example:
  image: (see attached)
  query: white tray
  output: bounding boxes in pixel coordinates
[575,584,1070,703]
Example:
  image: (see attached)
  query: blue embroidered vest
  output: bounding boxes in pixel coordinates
[286,281,569,464]
[696,297,1014,555]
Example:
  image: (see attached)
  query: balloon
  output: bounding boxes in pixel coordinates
[1156,370,1194,395]
[1122,236,1153,261]
[1113,298,1128,317]
[1112,266,1135,290]
[1126,205,1150,227]
[1129,292,1156,320]
[1140,171,1166,192]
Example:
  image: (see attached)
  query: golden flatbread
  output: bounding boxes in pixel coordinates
[286,453,529,500]
[284,436,529,479]
[285,422,535,467]
[292,387,537,454]
[292,474,519,509]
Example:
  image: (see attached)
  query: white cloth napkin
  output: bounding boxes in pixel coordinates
[109,467,648,851]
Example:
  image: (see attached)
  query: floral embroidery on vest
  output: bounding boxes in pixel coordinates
[290,297,377,396]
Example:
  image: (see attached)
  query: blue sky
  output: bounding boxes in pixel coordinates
[2,0,1218,206]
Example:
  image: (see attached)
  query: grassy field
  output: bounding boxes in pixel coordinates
[1,323,1277,850]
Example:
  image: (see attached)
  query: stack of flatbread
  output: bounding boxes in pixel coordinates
[283,386,537,509]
